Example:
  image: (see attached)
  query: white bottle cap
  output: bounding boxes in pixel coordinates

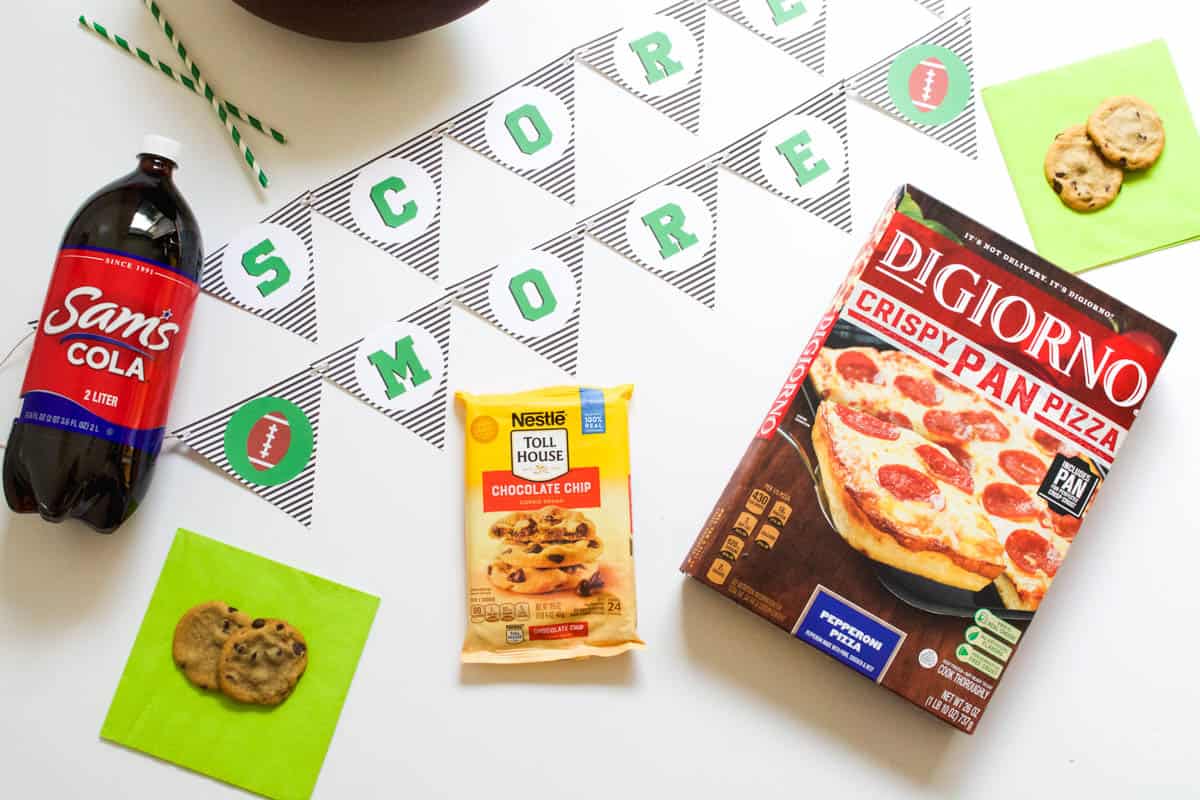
[140,134,182,164]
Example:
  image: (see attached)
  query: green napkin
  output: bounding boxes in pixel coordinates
[982,39,1200,272]
[101,529,379,800]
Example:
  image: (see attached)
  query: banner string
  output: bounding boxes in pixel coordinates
[0,328,34,370]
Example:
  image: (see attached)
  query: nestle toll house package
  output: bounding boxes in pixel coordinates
[681,186,1175,732]
[458,386,644,663]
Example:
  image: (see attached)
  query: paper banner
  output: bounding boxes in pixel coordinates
[584,158,719,307]
[200,195,319,342]
[708,0,827,75]
[721,82,853,232]
[309,131,444,280]
[448,228,585,374]
[314,294,452,450]
[173,369,323,527]
[445,55,577,205]
[577,0,707,134]
[847,8,977,159]
[915,0,946,16]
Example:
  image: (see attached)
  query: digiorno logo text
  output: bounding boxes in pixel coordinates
[511,410,567,428]
[43,285,181,383]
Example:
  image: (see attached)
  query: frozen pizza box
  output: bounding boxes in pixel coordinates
[680,185,1176,733]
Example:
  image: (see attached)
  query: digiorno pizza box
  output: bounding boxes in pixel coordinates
[680,185,1176,733]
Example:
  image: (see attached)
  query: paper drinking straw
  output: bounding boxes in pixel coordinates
[142,0,270,188]
[77,16,287,144]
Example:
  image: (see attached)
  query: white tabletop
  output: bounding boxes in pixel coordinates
[2,0,1198,797]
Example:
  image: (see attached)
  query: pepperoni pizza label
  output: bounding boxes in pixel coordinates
[686,186,1174,735]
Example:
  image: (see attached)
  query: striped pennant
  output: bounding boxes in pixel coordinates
[448,228,585,374]
[708,0,827,75]
[915,0,946,16]
[200,194,319,342]
[313,294,452,450]
[310,131,444,280]
[444,55,577,205]
[583,158,719,308]
[847,8,978,159]
[173,369,322,527]
[721,82,853,233]
[577,0,707,134]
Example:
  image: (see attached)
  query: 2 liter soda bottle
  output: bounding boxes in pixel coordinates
[3,135,202,532]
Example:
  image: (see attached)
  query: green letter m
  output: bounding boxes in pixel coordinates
[366,336,432,400]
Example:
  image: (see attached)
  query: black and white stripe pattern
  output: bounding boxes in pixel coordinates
[200,195,319,342]
[313,295,452,450]
[310,131,445,280]
[915,0,946,17]
[583,159,719,308]
[445,55,577,205]
[708,0,827,75]
[848,9,977,159]
[577,0,707,134]
[173,370,323,527]
[448,228,585,375]
[721,82,853,233]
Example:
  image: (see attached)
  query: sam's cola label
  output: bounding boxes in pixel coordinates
[19,247,199,452]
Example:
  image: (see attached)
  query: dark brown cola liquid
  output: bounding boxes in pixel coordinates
[3,151,202,533]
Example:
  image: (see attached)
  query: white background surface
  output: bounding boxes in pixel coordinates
[2,0,1198,797]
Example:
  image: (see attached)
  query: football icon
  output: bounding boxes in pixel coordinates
[908,56,949,113]
[246,412,292,472]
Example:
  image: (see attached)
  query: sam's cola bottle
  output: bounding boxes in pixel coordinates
[3,136,202,532]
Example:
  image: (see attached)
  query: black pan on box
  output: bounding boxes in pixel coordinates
[779,321,1033,623]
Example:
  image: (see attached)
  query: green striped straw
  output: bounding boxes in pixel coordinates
[142,0,269,189]
[77,15,287,144]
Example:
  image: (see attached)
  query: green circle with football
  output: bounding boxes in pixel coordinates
[886,44,971,126]
[223,396,314,487]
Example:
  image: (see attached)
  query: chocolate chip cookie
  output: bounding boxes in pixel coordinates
[172,601,252,691]
[496,536,604,569]
[1087,95,1165,170]
[488,507,595,544]
[1044,125,1123,211]
[486,559,598,594]
[217,618,309,706]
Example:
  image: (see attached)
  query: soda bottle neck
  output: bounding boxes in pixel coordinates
[138,154,176,179]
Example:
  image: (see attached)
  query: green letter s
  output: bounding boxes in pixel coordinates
[240,238,291,298]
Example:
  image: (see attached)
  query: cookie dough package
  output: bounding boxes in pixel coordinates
[681,186,1175,732]
[458,385,644,663]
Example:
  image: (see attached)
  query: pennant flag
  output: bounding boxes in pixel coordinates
[174,369,323,527]
[584,158,719,307]
[448,228,585,374]
[577,0,707,134]
[915,0,946,16]
[445,55,577,205]
[201,194,319,342]
[310,131,444,280]
[314,294,452,450]
[708,0,827,75]
[847,8,978,159]
[721,82,853,233]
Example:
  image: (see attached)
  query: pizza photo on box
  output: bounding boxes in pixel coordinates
[681,185,1175,733]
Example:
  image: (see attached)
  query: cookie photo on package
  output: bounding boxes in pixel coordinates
[458,385,644,663]
[681,185,1175,732]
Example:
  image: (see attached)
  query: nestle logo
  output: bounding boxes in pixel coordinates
[511,410,566,428]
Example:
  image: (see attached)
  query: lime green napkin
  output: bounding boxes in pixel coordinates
[101,529,379,800]
[982,39,1200,272]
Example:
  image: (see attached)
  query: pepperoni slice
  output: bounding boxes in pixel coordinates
[962,410,1010,442]
[877,464,941,505]
[1033,429,1060,452]
[874,410,913,430]
[998,450,1047,485]
[922,410,968,442]
[915,444,974,494]
[983,483,1040,520]
[1047,510,1082,540]
[833,404,899,440]
[835,350,879,383]
[894,375,941,407]
[1005,529,1060,576]
[933,371,969,393]
[944,443,973,471]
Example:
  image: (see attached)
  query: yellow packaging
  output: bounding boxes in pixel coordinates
[457,385,644,663]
